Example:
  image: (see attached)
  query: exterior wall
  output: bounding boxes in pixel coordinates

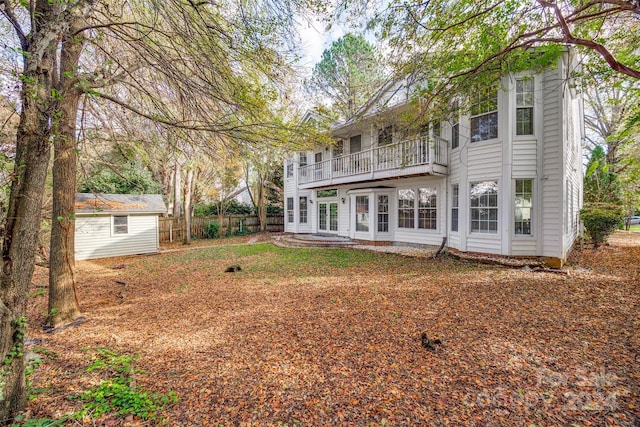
[75,214,159,260]
[285,51,582,263]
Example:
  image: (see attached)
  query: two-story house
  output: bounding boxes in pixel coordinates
[284,50,583,267]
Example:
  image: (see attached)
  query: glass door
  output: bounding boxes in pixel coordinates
[318,202,338,233]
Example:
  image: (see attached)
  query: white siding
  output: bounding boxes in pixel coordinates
[512,140,537,177]
[75,214,159,260]
[540,62,564,258]
[467,141,502,181]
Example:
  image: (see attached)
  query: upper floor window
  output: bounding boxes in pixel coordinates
[451,101,460,149]
[299,152,307,166]
[470,85,498,142]
[516,79,534,136]
[350,135,362,153]
[470,181,498,233]
[286,161,293,178]
[378,126,393,146]
[333,140,344,157]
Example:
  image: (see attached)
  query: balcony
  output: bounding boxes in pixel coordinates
[298,136,448,188]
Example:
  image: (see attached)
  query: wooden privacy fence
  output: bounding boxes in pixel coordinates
[159,215,284,242]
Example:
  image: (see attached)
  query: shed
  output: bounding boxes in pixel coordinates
[74,193,167,261]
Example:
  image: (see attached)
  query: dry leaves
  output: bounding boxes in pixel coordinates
[25,232,640,426]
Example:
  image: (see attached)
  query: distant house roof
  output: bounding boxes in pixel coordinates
[75,193,167,214]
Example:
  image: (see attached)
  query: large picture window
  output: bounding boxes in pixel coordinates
[470,181,498,233]
[377,195,389,232]
[516,79,534,136]
[451,184,459,232]
[515,179,533,235]
[287,197,294,223]
[355,196,369,232]
[398,189,415,228]
[299,197,308,224]
[113,216,128,235]
[418,187,437,229]
[470,86,498,142]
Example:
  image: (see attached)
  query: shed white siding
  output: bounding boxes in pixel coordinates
[75,214,159,260]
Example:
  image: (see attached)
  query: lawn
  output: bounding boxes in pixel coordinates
[24,232,640,426]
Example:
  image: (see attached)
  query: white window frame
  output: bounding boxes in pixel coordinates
[286,197,294,223]
[112,215,129,235]
[451,184,459,232]
[377,194,389,233]
[514,179,533,235]
[397,187,438,230]
[299,196,308,224]
[516,78,534,136]
[470,181,498,234]
[355,195,369,232]
[417,187,437,230]
[470,85,498,143]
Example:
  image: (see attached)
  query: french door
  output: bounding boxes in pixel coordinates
[318,202,338,233]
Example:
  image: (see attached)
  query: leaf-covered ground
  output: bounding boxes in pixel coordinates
[25,232,640,426]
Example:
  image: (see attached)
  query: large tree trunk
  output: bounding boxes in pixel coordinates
[183,167,194,245]
[0,10,55,419]
[48,29,84,328]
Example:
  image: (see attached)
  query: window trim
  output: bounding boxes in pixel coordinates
[286,197,294,223]
[397,187,438,231]
[377,194,389,233]
[112,215,129,236]
[451,184,459,232]
[514,179,533,236]
[516,78,534,136]
[355,195,369,232]
[470,85,498,143]
[299,196,308,224]
[470,181,499,234]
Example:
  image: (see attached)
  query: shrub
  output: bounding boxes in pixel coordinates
[206,222,220,239]
[581,204,623,248]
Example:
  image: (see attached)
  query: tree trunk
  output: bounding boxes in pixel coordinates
[0,9,55,418]
[48,29,85,328]
[183,167,194,245]
[173,162,182,218]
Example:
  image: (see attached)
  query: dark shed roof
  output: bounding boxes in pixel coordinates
[75,193,167,214]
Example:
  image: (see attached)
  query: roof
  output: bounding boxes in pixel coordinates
[75,193,167,214]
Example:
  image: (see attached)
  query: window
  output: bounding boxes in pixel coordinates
[452,122,460,149]
[431,122,441,138]
[299,197,308,224]
[516,79,534,135]
[470,85,498,142]
[333,140,344,157]
[286,161,293,178]
[377,195,389,232]
[451,184,459,232]
[514,179,532,235]
[398,189,415,228]
[378,126,393,146]
[355,196,369,232]
[418,187,437,229]
[470,181,498,233]
[287,197,294,223]
[299,152,307,166]
[113,216,128,235]
[349,135,362,153]
[314,152,322,164]
[451,101,460,149]
[317,189,337,198]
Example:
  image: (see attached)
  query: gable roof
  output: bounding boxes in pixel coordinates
[75,193,167,214]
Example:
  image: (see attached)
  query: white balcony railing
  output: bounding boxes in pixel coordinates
[298,136,447,185]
